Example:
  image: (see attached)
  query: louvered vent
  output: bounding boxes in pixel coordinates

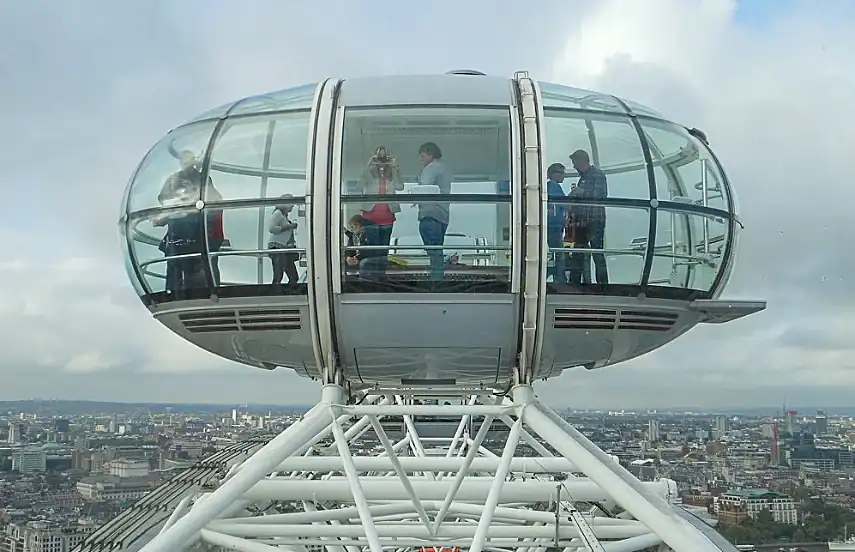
[553,308,679,332]
[554,308,617,330]
[617,310,678,332]
[179,308,302,334]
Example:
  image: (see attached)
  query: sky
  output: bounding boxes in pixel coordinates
[0,0,853,409]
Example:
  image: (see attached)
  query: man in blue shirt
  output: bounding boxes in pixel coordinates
[545,163,568,283]
[568,149,609,286]
[416,142,452,281]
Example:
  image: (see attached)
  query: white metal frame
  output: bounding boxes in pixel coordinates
[309,80,342,382]
[134,384,729,552]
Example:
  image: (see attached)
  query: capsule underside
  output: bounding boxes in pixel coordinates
[119,74,747,386]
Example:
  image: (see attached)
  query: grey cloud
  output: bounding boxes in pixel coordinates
[0,0,853,407]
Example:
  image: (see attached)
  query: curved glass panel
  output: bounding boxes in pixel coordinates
[128,208,209,297]
[211,203,308,292]
[340,199,511,293]
[341,107,512,192]
[543,110,650,200]
[650,207,729,293]
[205,111,312,201]
[546,204,649,293]
[638,120,730,212]
[127,121,218,213]
[538,83,627,113]
[119,221,146,297]
[184,100,238,125]
[226,83,317,116]
[620,98,665,119]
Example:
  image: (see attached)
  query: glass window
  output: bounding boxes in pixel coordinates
[211,204,308,292]
[341,107,512,195]
[546,204,650,294]
[340,198,512,293]
[127,208,209,297]
[338,107,513,293]
[205,111,312,201]
[650,208,729,293]
[226,84,317,116]
[127,121,218,213]
[538,83,627,113]
[183,100,239,125]
[119,221,146,297]
[543,110,650,200]
[639,120,730,212]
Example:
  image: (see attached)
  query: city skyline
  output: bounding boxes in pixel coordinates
[1,0,854,406]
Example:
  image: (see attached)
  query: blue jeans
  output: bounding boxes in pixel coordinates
[419,217,448,281]
[361,222,393,280]
[547,228,566,283]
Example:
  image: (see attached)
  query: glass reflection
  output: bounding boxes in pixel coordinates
[341,199,511,293]
[639,120,730,212]
[205,111,311,201]
[546,205,649,294]
[542,110,649,199]
[127,122,218,213]
[650,208,728,293]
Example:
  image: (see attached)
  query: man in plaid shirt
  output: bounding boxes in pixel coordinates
[568,149,609,286]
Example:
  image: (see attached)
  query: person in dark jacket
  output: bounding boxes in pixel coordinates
[568,149,609,285]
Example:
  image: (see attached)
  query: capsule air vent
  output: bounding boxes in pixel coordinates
[616,310,679,332]
[553,308,679,332]
[553,308,617,330]
[446,69,487,76]
[179,308,302,333]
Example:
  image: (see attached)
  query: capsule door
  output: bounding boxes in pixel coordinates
[325,82,522,387]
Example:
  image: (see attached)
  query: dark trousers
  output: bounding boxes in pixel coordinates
[270,251,299,284]
[361,222,393,280]
[165,255,204,293]
[419,217,448,281]
[581,222,608,285]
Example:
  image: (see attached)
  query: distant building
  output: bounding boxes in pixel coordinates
[11,446,47,474]
[714,416,728,439]
[76,474,161,502]
[715,489,798,525]
[54,418,70,434]
[815,411,828,435]
[1,519,97,552]
[107,459,150,478]
[647,420,660,443]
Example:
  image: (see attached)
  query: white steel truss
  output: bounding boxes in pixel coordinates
[133,384,733,552]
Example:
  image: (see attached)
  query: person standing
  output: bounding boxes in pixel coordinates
[356,146,404,279]
[416,142,452,281]
[568,149,609,286]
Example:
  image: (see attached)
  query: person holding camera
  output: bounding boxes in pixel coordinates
[355,146,404,277]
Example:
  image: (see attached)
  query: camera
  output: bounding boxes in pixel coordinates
[373,147,392,164]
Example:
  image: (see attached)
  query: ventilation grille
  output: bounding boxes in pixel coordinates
[179,308,302,334]
[618,310,679,332]
[553,308,678,332]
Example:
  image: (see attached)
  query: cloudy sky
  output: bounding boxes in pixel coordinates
[0,0,852,409]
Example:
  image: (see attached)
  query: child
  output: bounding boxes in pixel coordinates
[344,214,385,280]
[268,195,299,284]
